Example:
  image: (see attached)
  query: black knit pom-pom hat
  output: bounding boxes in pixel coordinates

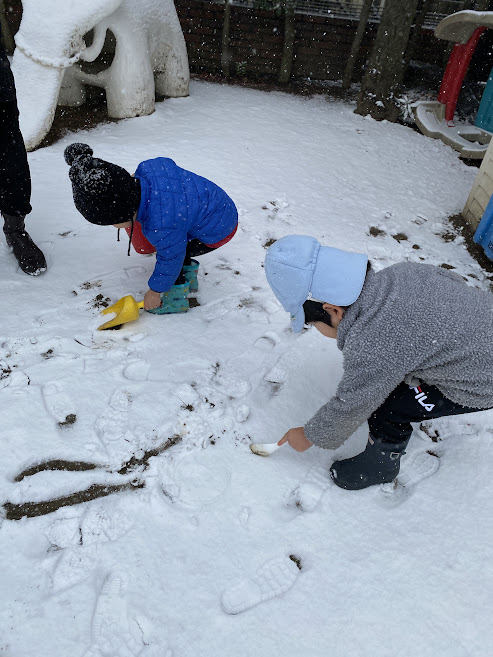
[64,143,141,226]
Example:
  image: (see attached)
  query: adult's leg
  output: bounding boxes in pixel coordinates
[0,46,46,274]
[0,100,32,217]
[331,382,484,490]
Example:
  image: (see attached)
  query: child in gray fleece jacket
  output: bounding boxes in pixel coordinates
[264,235,493,491]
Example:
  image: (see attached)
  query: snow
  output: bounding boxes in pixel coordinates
[1,80,493,656]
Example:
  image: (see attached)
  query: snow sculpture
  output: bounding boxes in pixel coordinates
[12,0,190,151]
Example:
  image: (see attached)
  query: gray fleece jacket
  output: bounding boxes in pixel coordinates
[304,262,493,450]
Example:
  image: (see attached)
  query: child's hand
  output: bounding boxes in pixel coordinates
[278,427,313,452]
[144,289,162,310]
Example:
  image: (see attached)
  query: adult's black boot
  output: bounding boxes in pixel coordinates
[2,214,47,276]
[330,434,409,491]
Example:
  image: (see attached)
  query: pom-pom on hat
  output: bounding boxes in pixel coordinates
[64,143,141,226]
[264,235,368,332]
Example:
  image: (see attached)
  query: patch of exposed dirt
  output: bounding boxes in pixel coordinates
[58,414,77,428]
[419,422,440,442]
[4,480,145,520]
[35,87,121,151]
[5,434,182,519]
[438,231,457,243]
[289,555,303,570]
[0,363,12,379]
[15,459,101,482]
[91,293,111,309]
[449,213,493,276]
[80,280,102,290]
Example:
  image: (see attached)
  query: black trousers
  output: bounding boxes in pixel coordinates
[174,239,217,284]
[0,36,31,218]
[184,238,217,265]
[368,382,488,445]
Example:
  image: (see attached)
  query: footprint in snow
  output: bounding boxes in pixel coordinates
[289,462,332,512]
[161,449,231,508]
[221,555,301,615]
[238,506,251,529]
[42,381,78,427]
[235,404,250,423]
[0,363,29,389]
[80,502,134,546]
[202,297,238,322]
[108,388,132,413]
[51,544,98,591]
[122,359,151,382]
[254,331,280,352]
[264,349,299,385]
[46,516,81,550]
[83,572,171,657]
[379,450,440,507]
[95,388,136,459]
[46,504,133,550]
[213,369,251,399]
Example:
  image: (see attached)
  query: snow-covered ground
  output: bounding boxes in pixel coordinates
[1,80,492,657]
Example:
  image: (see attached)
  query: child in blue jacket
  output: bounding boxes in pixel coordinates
[64,143,238,312]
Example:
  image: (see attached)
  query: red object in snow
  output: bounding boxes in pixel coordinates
[124,220,156,254]
[438,26,486,123]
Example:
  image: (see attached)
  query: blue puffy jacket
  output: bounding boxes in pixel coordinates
[134,158,238,292]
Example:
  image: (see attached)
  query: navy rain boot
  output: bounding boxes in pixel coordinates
[330,434,409,490]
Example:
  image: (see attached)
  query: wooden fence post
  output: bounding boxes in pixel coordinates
[0,0,15,54]
[221,0,232,78]
[278,0,296,84]
[342,0,374,90]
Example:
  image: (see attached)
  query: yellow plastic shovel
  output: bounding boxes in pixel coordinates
[98,295,145,330]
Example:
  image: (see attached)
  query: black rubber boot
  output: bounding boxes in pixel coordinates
[330,434,409,491]
[3,214,47,275]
